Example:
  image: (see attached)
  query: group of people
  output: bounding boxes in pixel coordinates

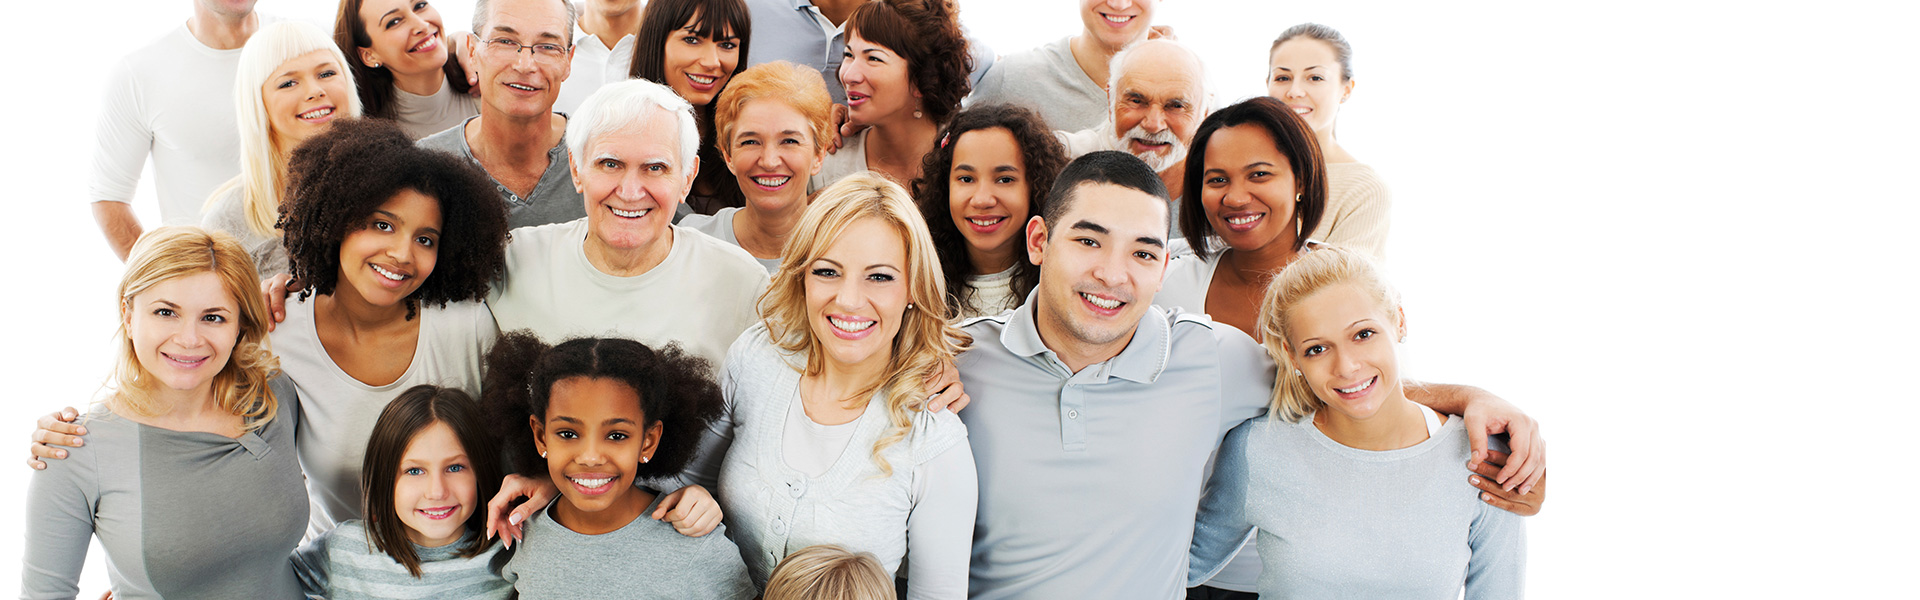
[29,0,1547,599]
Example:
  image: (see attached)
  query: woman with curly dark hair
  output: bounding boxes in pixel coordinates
[273,117,510,535]
[628,0,753,214]
[482,331,754,598]
[912,104,1068,319]
[813,0,971,189]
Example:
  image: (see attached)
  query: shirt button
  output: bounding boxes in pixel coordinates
[1067,409,1079,419]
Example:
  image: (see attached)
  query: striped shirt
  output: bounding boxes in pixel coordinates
[292,520,512,600]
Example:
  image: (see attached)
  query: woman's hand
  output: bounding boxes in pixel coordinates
[486,473,558,548]
[1468,450,1545,516]
[1459,393,1545,495]
[27,407,86,470]
[923,359,970,413]
[652,484,723,537]
[260,273,297,330]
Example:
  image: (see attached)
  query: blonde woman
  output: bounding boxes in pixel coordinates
[680,61,835,273]
[677,173,978,598]
[765,545,896,600]
[1188,247,1526,598]
[23,227,306,599]
[202,21,364,278]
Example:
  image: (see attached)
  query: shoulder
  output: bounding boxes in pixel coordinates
[672,226,767,285]
[200,183,245,222]
[415,121,473,154]
[908,408,970,465]
[724,323,793,372]
[506,218,586,253]
[1326,162,1391,195]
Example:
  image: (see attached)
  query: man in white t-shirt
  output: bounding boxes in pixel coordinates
[88,0,267,260]
[1055,39,1207,232]
[967,0,1164,133]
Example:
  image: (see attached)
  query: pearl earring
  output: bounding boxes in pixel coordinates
[913,109,923,119]
[906,302,916,310]
[539,451,546,458]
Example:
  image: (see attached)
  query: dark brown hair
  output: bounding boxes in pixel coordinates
[1180,96,1328,261]
[279,119,509,317]
[332,0,472,120]
[359,385,502,577]
[911,104,1067,316]
[846,0,972,124]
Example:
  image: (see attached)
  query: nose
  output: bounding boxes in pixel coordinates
[174,318,207,349]
[968,182,998,208]
[617,167,650,201]
[839,60,862,86]
[1330,348,1363,379]
[1106,0,1133,9]
[1142,104,1168,133]
[426,470,450,500]
[756,147,782,170]
[1219,180,1250,209]
[830,274,865,312]
[698,42,721,70]
[1286,79,1307,99]
[1088,247,1130,288]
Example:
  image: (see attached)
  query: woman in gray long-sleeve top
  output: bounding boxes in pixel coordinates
[22,227,308,600]
[1189,247,1526,599]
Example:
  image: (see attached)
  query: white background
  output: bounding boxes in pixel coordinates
[3,0,1915,597]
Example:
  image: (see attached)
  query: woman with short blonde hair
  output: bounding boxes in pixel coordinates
[678,172,979,598]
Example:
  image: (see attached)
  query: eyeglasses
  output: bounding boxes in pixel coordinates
[476,36,570,62]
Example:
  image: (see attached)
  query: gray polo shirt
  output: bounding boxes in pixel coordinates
[742,0,996,104]
[417,116,586,229]
[956,299,1274,599]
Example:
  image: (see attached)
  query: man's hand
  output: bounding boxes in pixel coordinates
[1147,25,1176,40]
[1459,393,1545,495]
[651,485,723,537]
[27,407,86,470]
[1468,450,1545,516]
[923,359,970,413]
[486,473,558,548]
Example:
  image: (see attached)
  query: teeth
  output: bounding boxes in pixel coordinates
[507,83,537,91]
[371,264,407,281]
[571,476,613,488]
[1336,378,1374,394]
[968,216,1005,227]
[1226,214,1262,226]
[166,353,209,365]
[829,316,875,332]
[611,207,647,218]
[421,507,455,517]
[299,107,333,119]
[1104,14,1132,23]
[688,73,716,84]
[1293,107,1311,114]
[413,36,438,52]
[1081,293,1121,310]
[752,175,790,187]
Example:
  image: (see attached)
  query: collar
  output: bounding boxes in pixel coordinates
[998,290,1172,384]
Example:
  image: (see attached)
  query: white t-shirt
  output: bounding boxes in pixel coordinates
[89,17,279,224]
[272,296,498,538]
[553,28,636,116]
[393,82,480,140]
[679,207,782,274]
[489,219,769,370]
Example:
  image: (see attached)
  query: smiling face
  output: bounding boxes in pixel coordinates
[262,50,352,150]
[357,0,450,77]
[571,112,696,254]
[337,188,443,307]
[725,98,824,215]
[532,376,661,515]
[126,271,242,397]
[660,16,740,106]
[1079,0,1156,52]
[1110,45,1202,173]
[1200,124,1298,252]
[1267,38,1353,134]
[839,31,917,127]
[1027,182,1169,363]
[805,217,911,374]
[947,127,1031,271]
[1283,282,1406,422]
[392,421,477,547]
[469,0,573,119]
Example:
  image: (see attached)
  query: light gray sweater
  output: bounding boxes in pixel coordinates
[501,495,755,599]
[291,520,512,600]
[1189,413,1527,598]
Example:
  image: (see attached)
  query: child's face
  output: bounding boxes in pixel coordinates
[394,421,479,547]
[531,377,662,514]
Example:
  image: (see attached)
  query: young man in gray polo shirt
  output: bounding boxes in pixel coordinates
[955,151,1545,599]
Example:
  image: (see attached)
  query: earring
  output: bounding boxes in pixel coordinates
[913,110,923,119]
[1292,369,1302,377]
[1295,193,1304,202]
[642,456,650,464]
[368,59,381,68]
[906,302,916,310]
[539,451,546,458]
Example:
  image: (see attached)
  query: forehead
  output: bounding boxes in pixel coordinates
[401,421,465,459]
[588,110,681,159]
[485,0,569,35]
[1286,283,1386,341]
[951,127,1023,165]
[548,376,645,420]
[1116,50,1201,100]
[372,188,445,221]
[819,217,907,265]
[138,271,238,308]
[1271,38,1341,69]
[275,49,338,74]
[1204,124,1286,167]
[735,98,812,131]
[1059,182,1167,235]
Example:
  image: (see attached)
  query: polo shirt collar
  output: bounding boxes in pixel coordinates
[1000,291,1172,385]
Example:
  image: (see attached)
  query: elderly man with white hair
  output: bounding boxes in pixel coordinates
[1056,39,1207,236]
[489,78,770,368]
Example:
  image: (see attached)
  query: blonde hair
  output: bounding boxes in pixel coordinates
[1255,246,1400,423]
[218,21,363,238]
[758,172,971,476]
[713,61,835,158]
[763,545,896,600]
[114,227,281,430]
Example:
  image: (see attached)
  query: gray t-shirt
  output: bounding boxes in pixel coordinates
[22,378,307,600]
[1189,414,1527,598]
[678,207,781,273]
[200,183,289,279]
[292,520,512,600]
[417,117,586,229]
[502,495,755,599]
[967,36,1110,132]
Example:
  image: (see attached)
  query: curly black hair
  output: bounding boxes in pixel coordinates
[1179,96,1327,261]
[481,330,725,481]
[847,0,972,124]
[911,104,1067,318]
[278,118,509,316]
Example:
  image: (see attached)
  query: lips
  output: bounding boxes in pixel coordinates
[417,505,459,520]
[846,91,869,107]
[1221,212,1265,232]
[297,106,335,123]
[1079,291,1125,315]
[410,34,441,54]
[749,174,792,191]
[827,314,877,340]
[1129,138,1171,154]
[504,82,542,93]
[160,351,211,369]
[1290,105,1313,116]
[1333,376,1377,400]
[685,72,720,92]
[965,215,1008,234]
[1099,12,1136,27]
[568,474,618,495]
[610,206,650,219]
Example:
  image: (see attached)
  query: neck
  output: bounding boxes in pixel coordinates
[1312,394,1427,451]
[472,111,559,164]
[968,242,1019,276]
[813,0,863,25]
[127,384,224,424]
[580,3,641,49]
[552,487,651,535]
[1221,233,1299,286]
[733,197,807,260]
[811,352,891,409]
[390,67,447,98]
[583,228,674,277]
[1314,127,1355,163]
[1158,163,1185,201]
[1035,307,1133,373]
[187,5,258,50]
[1069,33,1135,92]
[865,118,941,180]
[316,279,413,335]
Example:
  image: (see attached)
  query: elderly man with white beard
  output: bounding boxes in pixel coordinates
[1056,38,1207,238]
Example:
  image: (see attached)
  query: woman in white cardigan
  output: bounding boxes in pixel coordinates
[677,172,978,599]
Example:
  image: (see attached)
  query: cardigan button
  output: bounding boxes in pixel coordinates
[788,479,807,498]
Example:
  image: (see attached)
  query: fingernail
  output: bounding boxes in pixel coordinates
[76,427,87,435]
[1469,475,1480,484]
[1465,460,1477,469]
[509,513,522,526]
[1521,485,1534,495]
[1481,492,1492,502]
[57,451,66,458]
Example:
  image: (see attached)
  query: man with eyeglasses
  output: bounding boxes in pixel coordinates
[418,0,587,228]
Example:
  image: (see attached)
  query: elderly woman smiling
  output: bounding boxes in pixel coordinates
[679,61,836,273]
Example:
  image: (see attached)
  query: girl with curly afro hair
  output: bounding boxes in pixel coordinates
[911,104,1070,320]
[813,0,972,189]
[266,117,513,532]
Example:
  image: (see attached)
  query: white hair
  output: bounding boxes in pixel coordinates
[1106,38,1210,113]
[219,20,363,238]
[566,79,700,173]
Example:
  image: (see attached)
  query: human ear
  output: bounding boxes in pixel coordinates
[529,415,548,458]
[1394,305,1408,341]
[640,421,664,463]
[1024,216,1048,265]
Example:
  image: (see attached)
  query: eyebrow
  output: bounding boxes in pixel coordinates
[1069,220,1108,235]
[379,8,402,22]
[490,25,565,42]
[372,209,442,237]
[1273,65,1326,72]
[738,129,807,138]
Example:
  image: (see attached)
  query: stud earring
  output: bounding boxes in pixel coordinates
[642,456,650,464]
[1295,193,1303,202]
[539,451,546,458]
[906,302,916,310]
[1292,369,1302,377]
